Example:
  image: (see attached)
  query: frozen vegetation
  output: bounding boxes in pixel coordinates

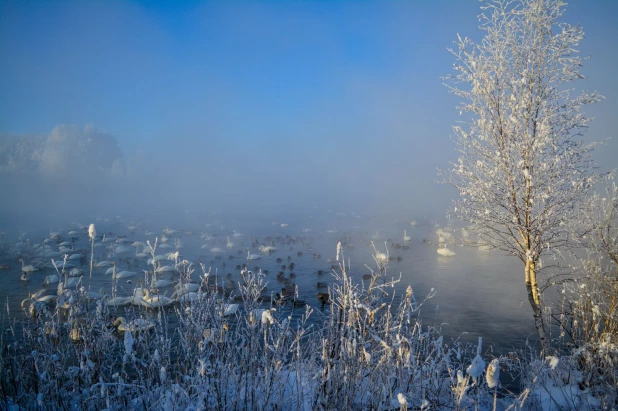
[0,221,616,410]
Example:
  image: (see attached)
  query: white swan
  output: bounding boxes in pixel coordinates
[222,303,239,317]
[135,244,149,259]
[102,295,132,307]
[259,245,277,253]
[226,237,234,249]
[85,288,106,299]
[95,261,112,268]
[23,291,57,308]
[232,230,244,237]
[155,265,175,273]
[175,283,200,293]
[42,274,59,285]
[437,244,456,257]
[113,317,155,332]
[142,289,175,307]
[21,298,49,317]
[19,259,38,273]
[175,291,206,302]
[151,278,174,288]
[115,245,133,255]
[403,230,410,242]
[59,277,81,289]
[375,252,388,263]
[113,271,137,280]
[251,308,276,326]
[247,250,261,260]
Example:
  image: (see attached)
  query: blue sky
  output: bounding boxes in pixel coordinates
[1,0,616,214]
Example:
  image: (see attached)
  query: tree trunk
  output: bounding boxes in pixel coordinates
[525,260,548,352]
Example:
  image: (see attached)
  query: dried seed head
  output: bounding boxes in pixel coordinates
[486,358,500,388]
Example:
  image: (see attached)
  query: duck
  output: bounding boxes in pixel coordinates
[318,293,330,304]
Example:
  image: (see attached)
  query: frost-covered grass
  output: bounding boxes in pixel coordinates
[1,244,519,410]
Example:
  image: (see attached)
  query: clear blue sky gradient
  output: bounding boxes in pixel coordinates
[1,0,616,212]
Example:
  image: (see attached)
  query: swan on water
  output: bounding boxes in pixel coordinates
[151,278,174,288]
[259,245,277,253]
[247,250,261,260]
[142,289,176,308]
[221,303,239,317]
[114,271,137,280]
[113,317,155,332]
[102,294,132,307]
[43,275,59,286]
[437,244,456,257]
[21,298,49,317]
[19,259,38,273]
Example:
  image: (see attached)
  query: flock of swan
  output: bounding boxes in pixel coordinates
[5,216,489,334]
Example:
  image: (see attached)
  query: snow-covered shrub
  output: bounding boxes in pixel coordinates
[0,243,515,410]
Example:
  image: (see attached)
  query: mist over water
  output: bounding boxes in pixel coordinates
[0,0,616,358]
[0,208,538,354]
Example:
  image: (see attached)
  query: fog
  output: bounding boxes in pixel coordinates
[1,1,616,227]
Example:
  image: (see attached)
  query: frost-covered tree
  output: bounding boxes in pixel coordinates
[442,0,602,350]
